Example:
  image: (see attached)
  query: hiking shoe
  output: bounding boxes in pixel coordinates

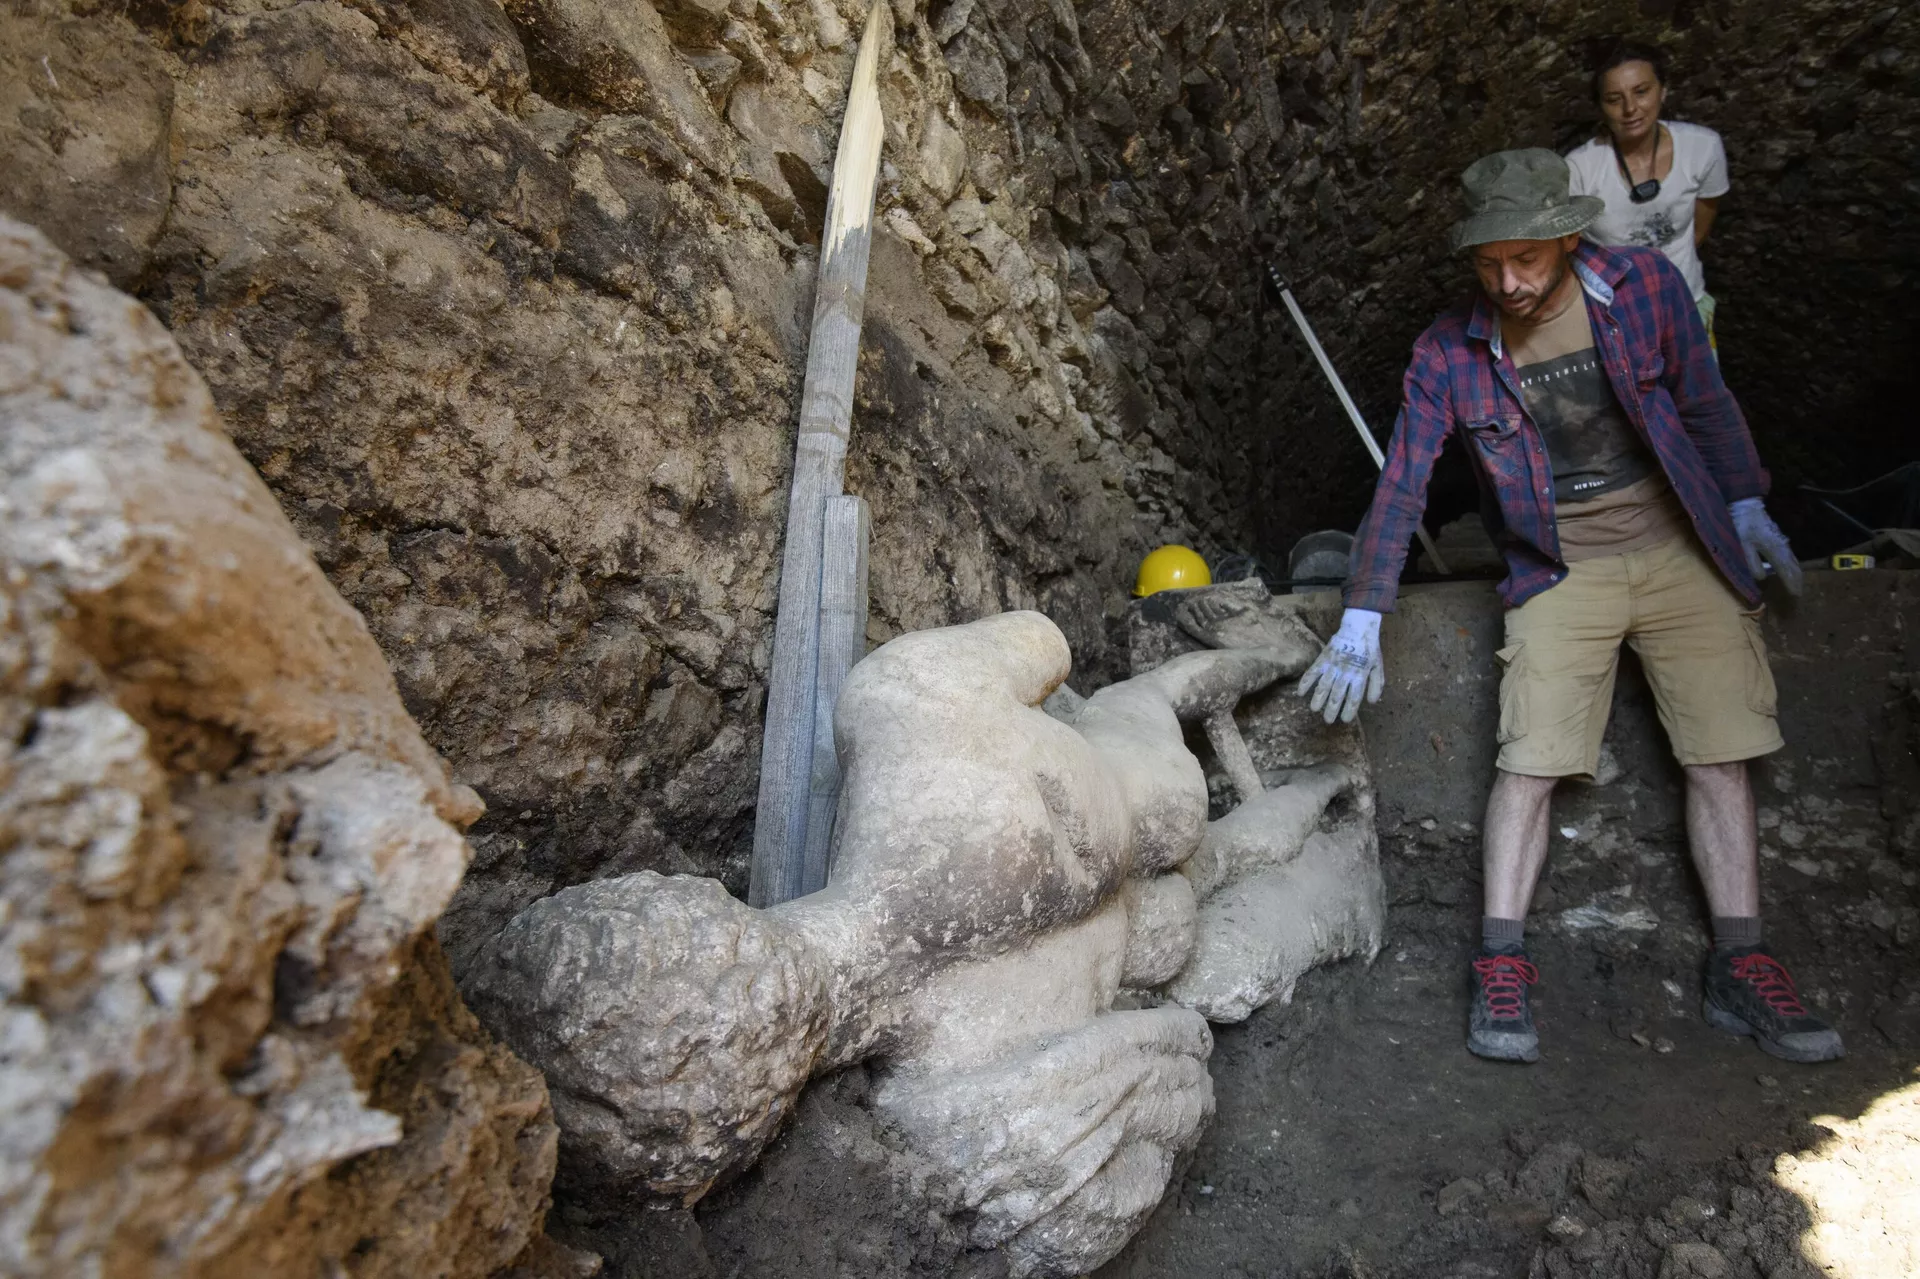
[1468,949,1541,1063]
[1703,946,1844,1064]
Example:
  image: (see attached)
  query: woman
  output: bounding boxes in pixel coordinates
[1566,42,1729,348]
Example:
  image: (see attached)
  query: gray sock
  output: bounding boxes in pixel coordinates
[1482,916,1526,953]
[1712,915,1762,951]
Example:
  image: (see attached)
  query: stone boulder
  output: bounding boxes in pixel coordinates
[0,217,569,1278]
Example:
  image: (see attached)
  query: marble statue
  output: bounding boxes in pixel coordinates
[468,601,1384,1277]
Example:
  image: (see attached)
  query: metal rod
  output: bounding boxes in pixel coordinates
[1811,496,1877,541]
[1273,275,1452,576]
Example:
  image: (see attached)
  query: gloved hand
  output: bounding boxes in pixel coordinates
[1729,498,1803,596]
[1297,607,1384,724]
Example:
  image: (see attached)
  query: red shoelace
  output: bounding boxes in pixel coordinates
[1473,955,1540,1020]
[1730,953,1808,1017]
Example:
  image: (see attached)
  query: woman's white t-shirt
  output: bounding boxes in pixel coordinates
[1566,120,1729,300]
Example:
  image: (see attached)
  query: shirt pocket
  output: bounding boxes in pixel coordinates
[1462,416,1528,479]
[1636,352,1666,390]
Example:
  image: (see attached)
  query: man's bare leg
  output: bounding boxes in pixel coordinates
[1682,761,1760,918]
[1685,759,1843,1061]
[1469,768,1559,1063]
[1482,768,1560,920]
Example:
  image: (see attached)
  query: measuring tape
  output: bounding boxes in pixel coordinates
[1831,554,1876,570]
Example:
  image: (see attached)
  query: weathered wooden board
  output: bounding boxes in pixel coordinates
[749,0,887,907]
[801,494,871,895]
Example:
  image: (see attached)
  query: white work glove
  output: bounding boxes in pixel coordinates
[1729,498,1803,597]
[1297,607,1384,724]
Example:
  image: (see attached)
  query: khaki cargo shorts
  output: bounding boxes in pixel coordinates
[1495,537,1783,778]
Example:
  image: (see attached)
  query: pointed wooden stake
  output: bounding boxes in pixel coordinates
[750,1,887,908]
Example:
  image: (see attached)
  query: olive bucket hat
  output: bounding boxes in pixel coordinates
[1449,148,1604,251]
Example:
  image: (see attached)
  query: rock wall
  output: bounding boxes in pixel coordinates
[1054,0,1920,546]
[3,0,1912,949]
[0,220,567,1276]
[0,0,1276,949]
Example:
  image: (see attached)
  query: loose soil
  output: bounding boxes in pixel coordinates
[1100,794,1920,1279]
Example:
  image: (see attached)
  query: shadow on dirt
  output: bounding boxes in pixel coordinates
[1101,668,1920,1279]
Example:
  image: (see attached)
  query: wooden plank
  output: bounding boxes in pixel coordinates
[750,447,828,908]
[801,494,870,894]
[749,0,888,908]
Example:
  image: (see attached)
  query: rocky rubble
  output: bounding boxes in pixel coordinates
[1424,1128,1882,1279]
[0,219,567,1277]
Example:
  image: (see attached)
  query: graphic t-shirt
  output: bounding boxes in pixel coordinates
[1503,295,1691,560]
[1566,120,1729,301]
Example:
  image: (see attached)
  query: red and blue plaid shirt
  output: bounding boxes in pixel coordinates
[1344,240,1768,613]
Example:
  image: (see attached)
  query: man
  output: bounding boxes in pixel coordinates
[1298,148,1841,1066]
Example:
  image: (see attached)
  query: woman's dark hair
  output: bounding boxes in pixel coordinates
[1590,40,1668,102]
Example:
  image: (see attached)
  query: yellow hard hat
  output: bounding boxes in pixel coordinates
[1134,544,1211,597]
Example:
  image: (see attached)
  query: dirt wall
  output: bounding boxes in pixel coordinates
[1368,571,1920,869]
[0,0,1289,954]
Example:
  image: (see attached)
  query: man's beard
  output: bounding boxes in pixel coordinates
[1495,256,1573,323]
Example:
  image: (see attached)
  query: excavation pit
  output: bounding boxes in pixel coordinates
[1,0,1915,1274]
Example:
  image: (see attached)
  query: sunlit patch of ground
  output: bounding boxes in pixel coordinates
[1774,1070,1920,1276]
